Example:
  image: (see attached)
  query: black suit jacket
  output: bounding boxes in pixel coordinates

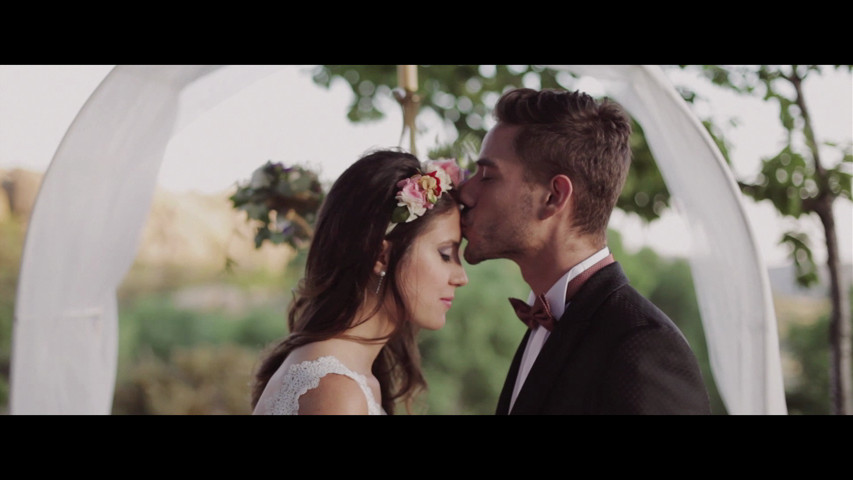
[496,262,711,415]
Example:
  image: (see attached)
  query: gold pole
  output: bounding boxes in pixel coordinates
[394,65,421,156]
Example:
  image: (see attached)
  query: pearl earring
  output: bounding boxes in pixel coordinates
[375,271,386,295]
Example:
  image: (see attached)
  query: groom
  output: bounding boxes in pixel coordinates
[458,88,710,414]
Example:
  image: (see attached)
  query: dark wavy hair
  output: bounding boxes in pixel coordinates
[250,148,459,414]
[494,88,632,243]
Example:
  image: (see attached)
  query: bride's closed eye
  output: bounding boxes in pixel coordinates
[439,244,462,264]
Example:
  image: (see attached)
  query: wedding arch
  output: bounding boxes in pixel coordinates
[10,65,787,414]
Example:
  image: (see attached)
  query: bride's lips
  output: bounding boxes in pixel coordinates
[440,297,454,309]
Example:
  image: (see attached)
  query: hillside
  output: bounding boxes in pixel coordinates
[1,168,295,276]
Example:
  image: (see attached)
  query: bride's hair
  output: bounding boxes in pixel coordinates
[250,148,460,414]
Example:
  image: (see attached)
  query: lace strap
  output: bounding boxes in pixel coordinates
[271,355,383,415]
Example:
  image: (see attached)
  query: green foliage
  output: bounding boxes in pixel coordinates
[743,146,812,218]
[311,65,571,136]
[780,232,820,287]
[118,293,285,363]
[113,344,257,415]
[826,150,853,202]
[112,285,288,414]
[681,65,853,289]
[230,161,325,250]
[617,120,671,221]
[119,295,230,361]
[783,314,832,415]
[231,307,288,349]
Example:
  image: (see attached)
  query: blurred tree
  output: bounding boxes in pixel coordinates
[675,65,852,415]
[310,65,670,223]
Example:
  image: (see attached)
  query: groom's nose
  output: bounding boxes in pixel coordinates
[457,176,477,211]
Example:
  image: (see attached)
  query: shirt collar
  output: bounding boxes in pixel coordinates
[526,246,611,321]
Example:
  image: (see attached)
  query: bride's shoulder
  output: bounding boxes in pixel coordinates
[295,371,369,414]
[278,345,370,414]
[254,350,365,415]
[286,339,363,370]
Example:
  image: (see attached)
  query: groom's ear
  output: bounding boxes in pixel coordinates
[544,174,572,215]
[374,240,391,275]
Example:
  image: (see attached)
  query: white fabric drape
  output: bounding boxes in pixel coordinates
[10,65,283,414]
[10,65,786,414]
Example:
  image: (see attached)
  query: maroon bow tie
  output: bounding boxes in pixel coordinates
[509,254,615,331]
[509,294,555,331]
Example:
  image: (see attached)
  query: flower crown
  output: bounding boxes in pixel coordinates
[386,158,466,234]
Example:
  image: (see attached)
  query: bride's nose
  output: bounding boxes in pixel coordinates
[451,265,468,287]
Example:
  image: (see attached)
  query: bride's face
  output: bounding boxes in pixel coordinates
[398,208,468,330]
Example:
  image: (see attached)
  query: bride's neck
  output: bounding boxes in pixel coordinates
[333,301,396,373]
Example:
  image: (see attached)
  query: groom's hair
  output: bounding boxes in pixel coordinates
[494,88,632,241]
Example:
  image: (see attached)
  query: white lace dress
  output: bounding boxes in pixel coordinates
[262,355,385,415]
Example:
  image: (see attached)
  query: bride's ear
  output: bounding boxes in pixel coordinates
[374,240,391,275]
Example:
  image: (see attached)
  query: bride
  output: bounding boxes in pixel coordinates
[251,149,468,415]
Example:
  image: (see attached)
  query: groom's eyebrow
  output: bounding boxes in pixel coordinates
[476,158,498,175]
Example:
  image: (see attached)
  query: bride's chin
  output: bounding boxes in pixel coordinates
[422,316,446,331]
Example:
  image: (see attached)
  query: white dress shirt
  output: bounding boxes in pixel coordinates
[508,246,611,412]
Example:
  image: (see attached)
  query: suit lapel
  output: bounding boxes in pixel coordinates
[508,263,628,414]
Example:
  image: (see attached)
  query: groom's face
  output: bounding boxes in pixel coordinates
[459,123,538,265]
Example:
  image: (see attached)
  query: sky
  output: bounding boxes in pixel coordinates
[1,64,850,269]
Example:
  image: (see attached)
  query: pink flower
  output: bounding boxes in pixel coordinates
[424,159,464,190]
[386,158,466,234]
[396,176,428,221]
